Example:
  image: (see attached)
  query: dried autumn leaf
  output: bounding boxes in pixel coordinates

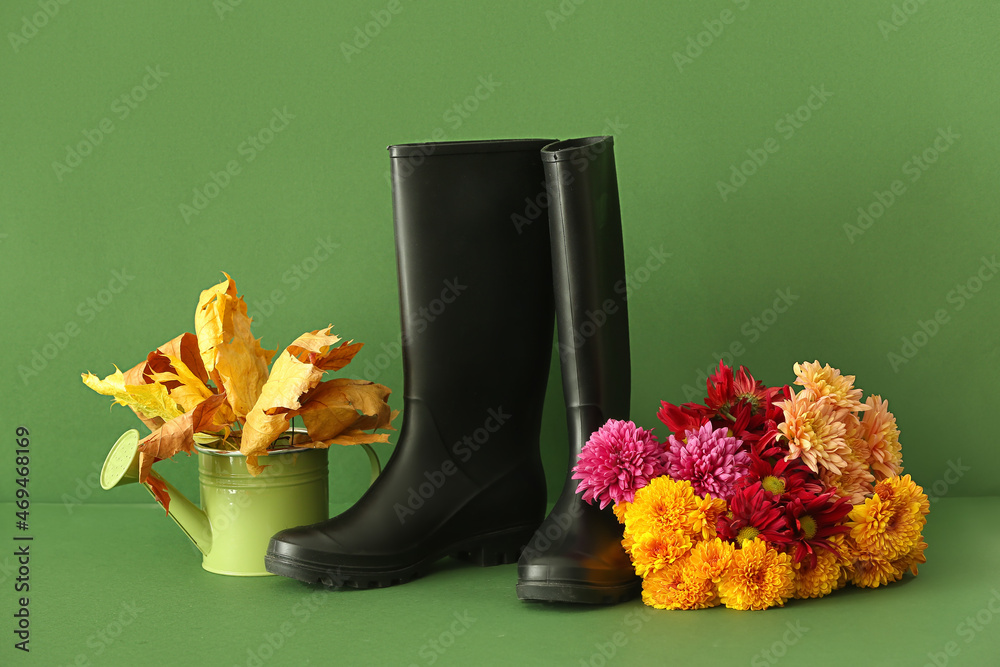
[194,274,239,374]
[241,353,325,473]
[116,333,211,430]
[194,274,275,422]
[285,325,364,371]
[294,379,397,446]
[82,367,183,423]
[238,327,369,474]
[149,355,216,412]
[136,393,229,482]
[156,332,210,385]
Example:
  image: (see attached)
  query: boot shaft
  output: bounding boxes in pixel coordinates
[543,137,631,449]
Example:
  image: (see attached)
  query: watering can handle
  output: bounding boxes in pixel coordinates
[360,443,381,486]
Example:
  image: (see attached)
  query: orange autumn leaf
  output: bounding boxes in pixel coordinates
[194,274,275,422]
[239,327,371,474]
[136,393,230,482]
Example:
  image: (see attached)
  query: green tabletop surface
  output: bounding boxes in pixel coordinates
[12,497,999,667]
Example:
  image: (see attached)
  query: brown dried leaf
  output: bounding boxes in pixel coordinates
[136,393,229,481]
[294,378,396,444]
[286,325,363,371]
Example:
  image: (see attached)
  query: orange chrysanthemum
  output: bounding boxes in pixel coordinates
[613,501,629,524]
[718,538,796,610]
[858,395,904,479]
[847,474,929,561]
[641,560,718,610]
[778,391,852,476]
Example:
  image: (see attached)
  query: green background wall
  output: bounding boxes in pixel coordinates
[2,0,997,510]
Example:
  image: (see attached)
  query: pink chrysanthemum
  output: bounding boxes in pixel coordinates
[664,422,750,500]
[572,419,666,509]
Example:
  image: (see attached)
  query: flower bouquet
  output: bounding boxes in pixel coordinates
[573,361,929,610]
[82,274,397,508]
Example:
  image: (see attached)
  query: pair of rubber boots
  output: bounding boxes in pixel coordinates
[265,137,639,604]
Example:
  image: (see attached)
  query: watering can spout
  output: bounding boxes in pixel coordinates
[101,430,214,556]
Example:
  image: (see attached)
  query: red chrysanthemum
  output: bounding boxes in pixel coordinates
[659,362,782,446]
[783,491,853,568]
[737,454,823,502]
[717,481,792,547]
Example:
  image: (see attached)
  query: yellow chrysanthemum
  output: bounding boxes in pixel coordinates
[629,530,693,577]
[778,391,852,476]
[847,474,928,561]
[612,501,629,524]
[793,547,845,599]
[688,494,728,541]
[793,360,868,414]
[859,395,904,479]
[641,560,718,610]
[718,538,795,610]
[624,476,698,537]
[892,539,928,578]
[686,538,735,584]
[850,555,901,588]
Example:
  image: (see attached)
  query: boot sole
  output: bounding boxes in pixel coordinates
[265,524,535,590]
[515,579,641,605]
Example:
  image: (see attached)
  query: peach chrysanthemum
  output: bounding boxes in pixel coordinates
[718,538,795,610]
[793,360,869,414]
[858,395,904,479]
[777,391,852,476]
[819,449,875,505]
[641,560,718,610]
[686,538,735,585]
[847,474,929,561]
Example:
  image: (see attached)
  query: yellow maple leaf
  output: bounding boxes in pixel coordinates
[194,274,275,422]
[148,354,216,412]
[82,367,183,422]
[238,327,375,474]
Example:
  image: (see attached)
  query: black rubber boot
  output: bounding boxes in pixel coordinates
[266,139,557,588]
[516,136,642,604]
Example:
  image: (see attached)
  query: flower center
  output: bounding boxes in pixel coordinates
[762,475,786,495]
[736,526,760,545]
[799,515,817,540]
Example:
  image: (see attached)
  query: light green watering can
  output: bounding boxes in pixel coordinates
[100,428,380,576]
